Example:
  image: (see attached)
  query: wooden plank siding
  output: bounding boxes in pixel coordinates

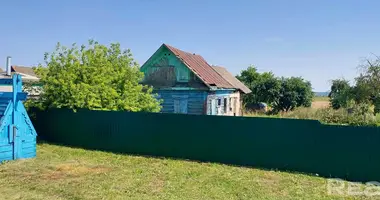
[155,90,208,115]
[141,46,205,89]
[0,75,37,162]
[206,90,241,116]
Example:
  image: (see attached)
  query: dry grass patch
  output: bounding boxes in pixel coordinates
[312,100,330,109]
[41,163,111,180]
[312,96,330,109]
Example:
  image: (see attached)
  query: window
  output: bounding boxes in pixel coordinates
[229,98,233,111]
[173,95,188,114]
[217,98,221,106]
[224,98,228,113]
[176,66,189,82]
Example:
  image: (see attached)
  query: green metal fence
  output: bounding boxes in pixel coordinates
[32,108,380,182]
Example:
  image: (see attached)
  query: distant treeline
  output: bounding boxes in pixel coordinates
[314,92,329,97]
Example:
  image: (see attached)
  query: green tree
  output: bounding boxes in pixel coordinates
[236,65,260,89]
[354,56,380,113]
[253,72,281,104]
[237,66,313,112]
[236,66,260,104]
[328,79,353,109]
[33,40,161,112]
[273,77,314,112]
[236,66,281,106]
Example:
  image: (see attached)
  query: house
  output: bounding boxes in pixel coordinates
[11,65,39,81]
[0,57,39,81]
[140,44,251,116]
[212,65,252,115]
[0,57,41,98]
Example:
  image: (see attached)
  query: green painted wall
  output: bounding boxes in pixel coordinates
[32,108,380,183]
[140,46,204,88]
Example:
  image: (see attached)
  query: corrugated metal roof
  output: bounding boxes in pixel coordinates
[212,66,252,94]
[12,66,36,76]
[0,72,39,82]
[164,44,234,89]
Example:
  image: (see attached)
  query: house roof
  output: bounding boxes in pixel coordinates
[164,44,234,89]
[212,66,252,94]
[11,66,37,77]
[0,65,38,81]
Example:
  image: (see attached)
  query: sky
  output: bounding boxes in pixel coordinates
[1,0,380,91]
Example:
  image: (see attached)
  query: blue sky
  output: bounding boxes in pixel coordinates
[1,0,379,91]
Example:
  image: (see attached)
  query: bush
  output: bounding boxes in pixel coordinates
[346,103,377,126]
[315,103,377,126]
[246,101,379,126]
[315,108,350,125]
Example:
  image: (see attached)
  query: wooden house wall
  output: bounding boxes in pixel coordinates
[206,90,241,116]
[155,90,208,115]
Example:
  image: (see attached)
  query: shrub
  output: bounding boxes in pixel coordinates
[316,103,377,126]
[246,101,379,126]
[315,108,350,125]
[346,103,377,126]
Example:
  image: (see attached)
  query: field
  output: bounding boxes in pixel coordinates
[312,96,330,109]
[0,143,376,200]
[245,96,331,118]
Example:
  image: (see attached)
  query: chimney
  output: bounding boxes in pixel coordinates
[6,56,11,76]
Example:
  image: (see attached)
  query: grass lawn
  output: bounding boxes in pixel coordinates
[0,143,377,200]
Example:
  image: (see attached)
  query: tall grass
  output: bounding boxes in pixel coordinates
[246,107,380,126]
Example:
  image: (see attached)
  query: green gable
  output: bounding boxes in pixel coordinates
[140,45,206,89]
